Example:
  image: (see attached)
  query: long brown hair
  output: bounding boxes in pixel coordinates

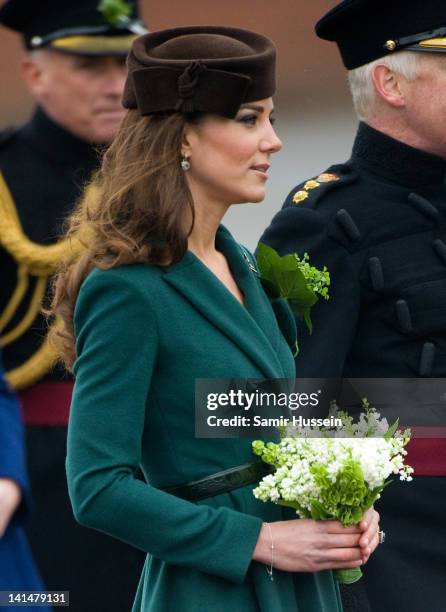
[49,109,198,370]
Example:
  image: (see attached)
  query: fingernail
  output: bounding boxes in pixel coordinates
[363,539,369,546]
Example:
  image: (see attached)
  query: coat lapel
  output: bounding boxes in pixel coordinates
[163,226,285,378]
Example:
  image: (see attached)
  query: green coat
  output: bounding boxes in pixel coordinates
[67,226,342,612]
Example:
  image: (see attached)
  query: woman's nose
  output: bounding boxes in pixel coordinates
[260,127,283,153]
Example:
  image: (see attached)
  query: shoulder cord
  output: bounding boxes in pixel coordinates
[0,172,90,389]
[5,337,58,390]
[0,172,85,275]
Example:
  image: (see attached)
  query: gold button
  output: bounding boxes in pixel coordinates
[385,40,397,51]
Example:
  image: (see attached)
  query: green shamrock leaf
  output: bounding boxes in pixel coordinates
[257,243,328,333]
[98,0,132,26]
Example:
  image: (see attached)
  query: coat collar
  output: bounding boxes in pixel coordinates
[163,225,286,378]
[351,122,446,188]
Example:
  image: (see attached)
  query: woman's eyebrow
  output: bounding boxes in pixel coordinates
[239,104,275,115]
[239,104,264,112]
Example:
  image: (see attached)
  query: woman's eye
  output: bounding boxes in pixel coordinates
[238,114,258,125]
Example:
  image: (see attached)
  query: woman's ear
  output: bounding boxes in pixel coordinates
[181,122,198,158]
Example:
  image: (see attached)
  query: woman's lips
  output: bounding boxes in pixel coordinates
[251,163,270,179]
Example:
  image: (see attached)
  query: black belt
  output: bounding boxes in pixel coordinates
[162,461,274,502]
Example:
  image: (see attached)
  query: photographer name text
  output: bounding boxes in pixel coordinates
[206,415,342,428]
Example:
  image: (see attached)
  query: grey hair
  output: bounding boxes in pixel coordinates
[347,51,421,120]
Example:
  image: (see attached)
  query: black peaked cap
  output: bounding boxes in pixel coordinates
[316,0,446,69]
[0,0,146,55]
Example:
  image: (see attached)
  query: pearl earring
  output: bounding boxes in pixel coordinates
[181,155,190,171]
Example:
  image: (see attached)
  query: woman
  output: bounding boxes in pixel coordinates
[51,27,380,611]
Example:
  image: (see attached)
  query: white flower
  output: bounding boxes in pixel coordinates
[253,404,413,523]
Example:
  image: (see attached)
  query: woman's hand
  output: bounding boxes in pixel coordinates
[358,506,380,563]
[253,519,365,573]
[0,478,22,537]
[253,507,381,573]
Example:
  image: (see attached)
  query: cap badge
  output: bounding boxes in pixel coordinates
[97,0,132,27]
[30,36,43,47]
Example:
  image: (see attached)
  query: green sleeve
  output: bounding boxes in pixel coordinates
[67,268,262,584]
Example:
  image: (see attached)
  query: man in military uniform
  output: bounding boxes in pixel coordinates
[260,1,446,611]
[0,1,147,609]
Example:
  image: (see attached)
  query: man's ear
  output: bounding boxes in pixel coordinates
[372,64,406,108]
[21,52,47,97]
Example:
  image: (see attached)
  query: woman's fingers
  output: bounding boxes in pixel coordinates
[359,509,380,548]
[324,533,362,548]
[360,506,375,524]
[361,532,380,564]
[325,520,362,534]
[317,546,364,565]
[359,507,378,532]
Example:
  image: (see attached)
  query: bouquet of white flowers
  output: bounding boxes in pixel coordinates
[252,400,413,584]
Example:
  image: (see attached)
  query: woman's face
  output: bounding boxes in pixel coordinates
[183,97,282,206]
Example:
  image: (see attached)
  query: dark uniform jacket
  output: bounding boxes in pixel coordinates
[261,121,446,379]
[0,107,98,385]
[260,121,446,612]
[0,108,144,611]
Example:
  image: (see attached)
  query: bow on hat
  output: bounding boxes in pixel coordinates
[175,61,206,111]
[127,62,251,117]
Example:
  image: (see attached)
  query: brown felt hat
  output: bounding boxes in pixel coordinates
[122,26,276,119]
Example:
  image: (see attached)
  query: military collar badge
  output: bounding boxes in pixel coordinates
[292,172,339,205]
